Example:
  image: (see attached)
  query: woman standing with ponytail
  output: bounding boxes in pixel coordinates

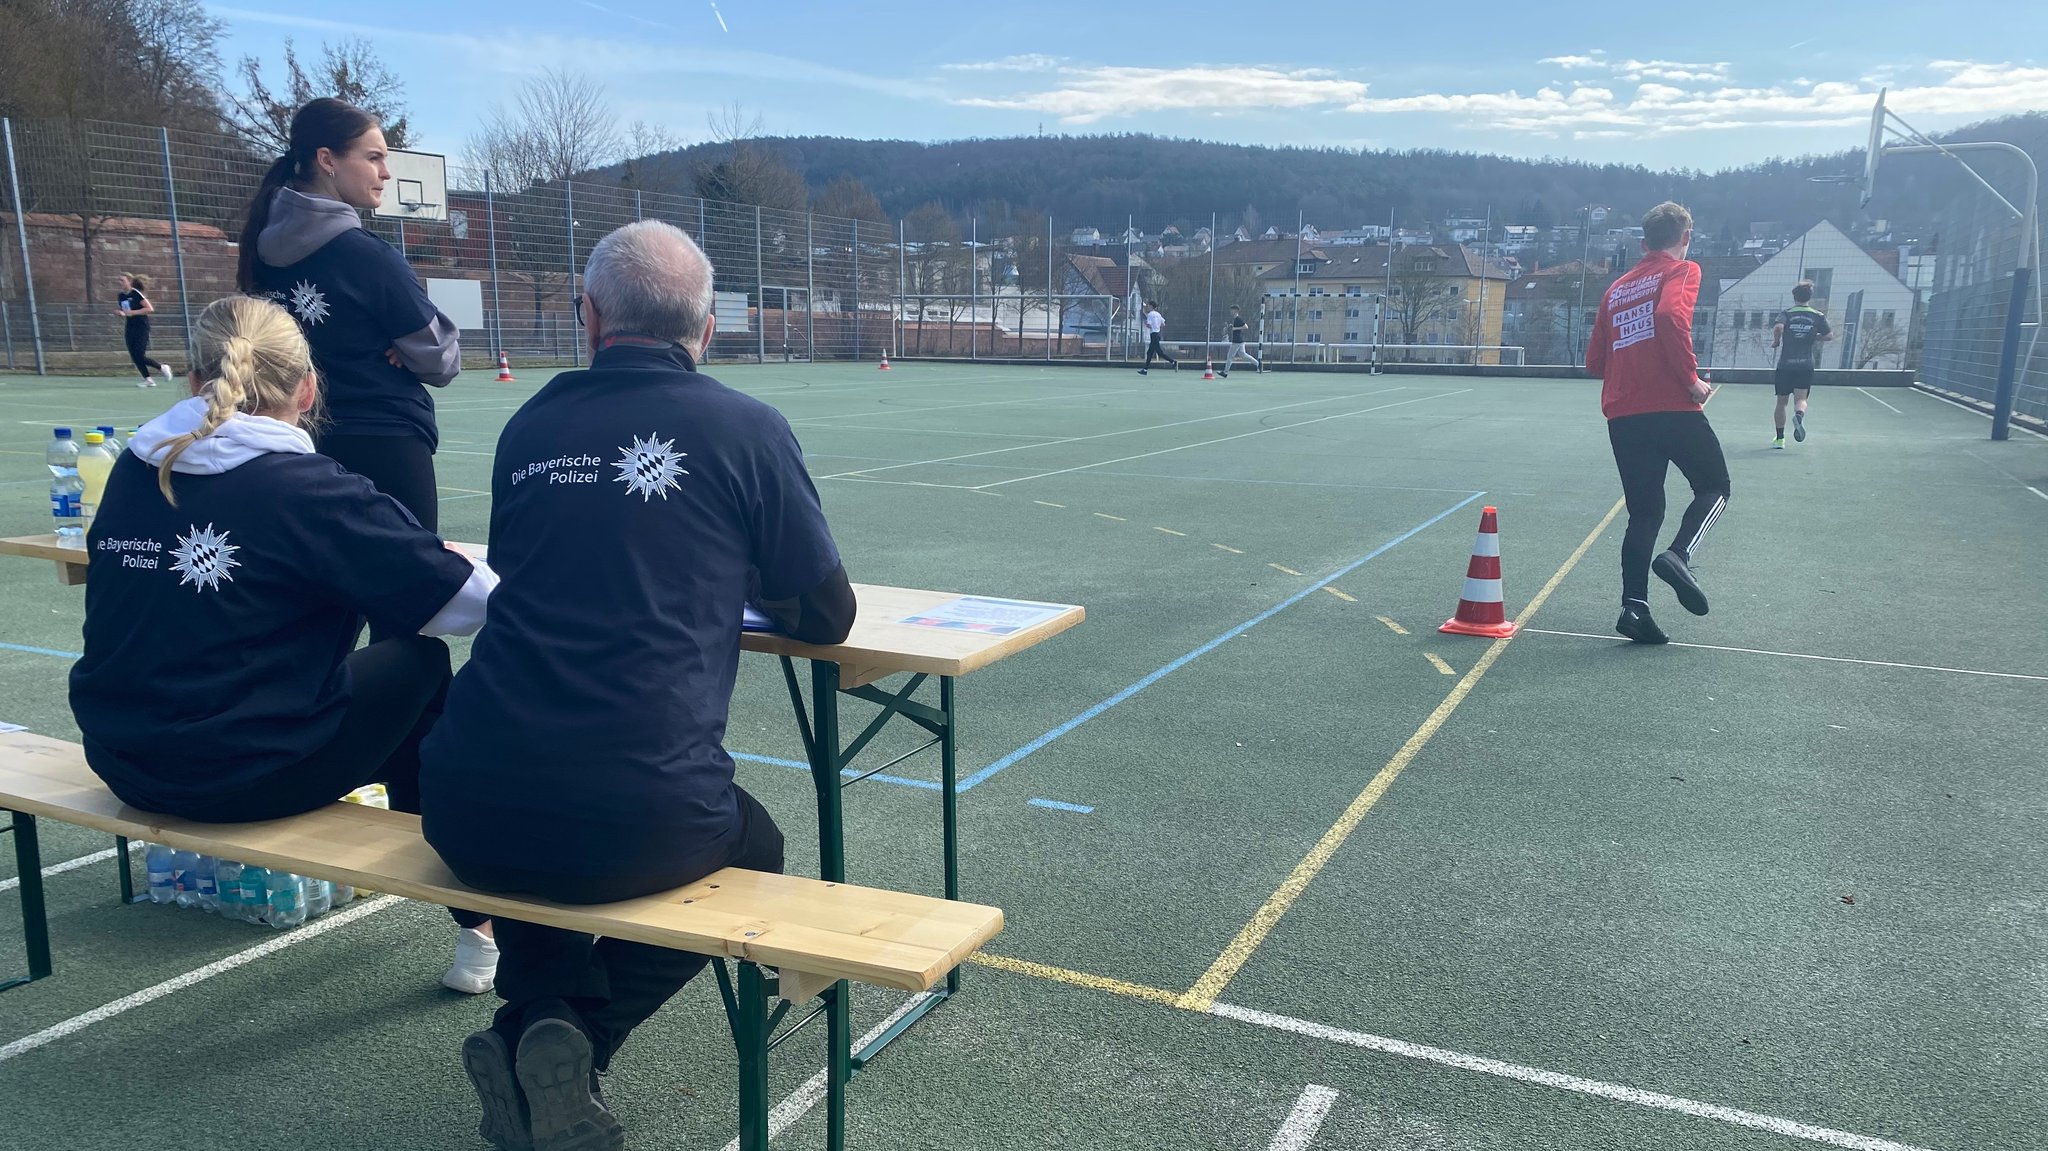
[69,295,499,985]
[238,98,460,566]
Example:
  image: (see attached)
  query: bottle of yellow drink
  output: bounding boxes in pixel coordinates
[76,432,116,531]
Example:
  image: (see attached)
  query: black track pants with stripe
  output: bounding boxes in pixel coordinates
[1606,410,1730,604]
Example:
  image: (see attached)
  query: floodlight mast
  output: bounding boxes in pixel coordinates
[1862,90,2041,440]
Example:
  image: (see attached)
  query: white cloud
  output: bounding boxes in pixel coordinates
[943,54,1062,72]
[1539,53,1606,69]
[1614,59,1733,83]
[1348,60,2048,140]
[958,66,1369,123]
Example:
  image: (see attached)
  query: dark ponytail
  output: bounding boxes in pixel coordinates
[237,98,379,291]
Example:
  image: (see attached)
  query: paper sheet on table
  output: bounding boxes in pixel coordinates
[896,596,1071,636]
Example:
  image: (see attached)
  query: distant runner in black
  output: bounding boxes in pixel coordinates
[1771,281,1832,448]
[116,274,173,388]
[1221,305,1262,376]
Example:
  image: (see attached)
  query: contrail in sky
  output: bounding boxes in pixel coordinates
[709,1,729,31]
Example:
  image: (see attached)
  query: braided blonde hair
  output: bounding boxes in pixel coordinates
[156,295,318,505]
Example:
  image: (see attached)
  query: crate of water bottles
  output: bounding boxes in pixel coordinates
[134,785,386,929]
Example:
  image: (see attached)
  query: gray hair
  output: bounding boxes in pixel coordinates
[582,220,716,346]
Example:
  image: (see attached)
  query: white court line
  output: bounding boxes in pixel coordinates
[1211,1003,1939,1151]
[0,895,402,1063]
[0,841,141,895]
[1909,386,2048,440]
[815,387,1404,481]
[1526,628,2048,682]
[2029,485,2048,502]
[802,424,1060,441]
[1265,1085,1339,1151]
[718,991,935,1151]
[975,390,1469,490]
[1856,387,1903,414]
[788,385,1145,428]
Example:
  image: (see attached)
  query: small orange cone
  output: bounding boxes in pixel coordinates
[1202,360,1216,380]
[1440,506,1518,638]
[878,353,892,371]
[495,351,515,382]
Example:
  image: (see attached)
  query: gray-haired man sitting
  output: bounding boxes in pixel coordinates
[421,220,855,1151]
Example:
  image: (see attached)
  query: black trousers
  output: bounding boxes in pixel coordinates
[1606,411,1731,604]
[452,787,786,1071]
[1144,333,1176,367]
[319,432,440,642]
[124,323,163,377]
[166,636,485,926]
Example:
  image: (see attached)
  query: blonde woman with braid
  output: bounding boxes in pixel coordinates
[69,295,499,980]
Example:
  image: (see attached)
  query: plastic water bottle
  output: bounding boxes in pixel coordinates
[96,425,124,457]
[48,428,83,546]
[214,859,245,920]
[304,878,333,919]
[193,855,219,912]
[170,848,200,908]
[330,882,355,908]
[265,871,306,929]
[77,432,115,533]
[144,842,176,904]
[237,865,270,924]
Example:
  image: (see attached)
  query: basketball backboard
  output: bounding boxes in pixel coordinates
[1860,89,1887,208]
[375,150,448,222]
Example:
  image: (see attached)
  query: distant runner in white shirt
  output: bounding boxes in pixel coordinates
[1140,301,1178,375]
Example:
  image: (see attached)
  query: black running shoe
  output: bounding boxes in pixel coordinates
[1615,603,1669,645]
[462,1030,534,1151]
[515,1019,624,1151]
[1652,549,1709,616]
[1793,410,1806,442]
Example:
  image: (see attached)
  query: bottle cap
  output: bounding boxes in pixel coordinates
[53,427,71,438]
[98,426,116,436]
[84,432,105,444]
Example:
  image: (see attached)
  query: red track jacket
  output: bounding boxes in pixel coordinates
[1584,251,1703,420]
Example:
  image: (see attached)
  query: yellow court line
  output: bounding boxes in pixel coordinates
[1177,497,1626,1011]
[1324,587,1357,603]
[1034,500,1065,508]
[1154,526,1187,537]
[1212,543,1245,554]
[969,951,1184,1006]
[1375,616,1409,635]
[1268,564,1302,576]
[1423,653,1456,676]
[1094,512,1127,521]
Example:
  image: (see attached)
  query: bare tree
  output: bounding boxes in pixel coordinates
[226,37,412,153]
[690,102,805,212]
[1,0,221,129]
[1855,317,1907,369]
[463,68,621,192]
[619,120,681,191]
[1387,247,1460,355]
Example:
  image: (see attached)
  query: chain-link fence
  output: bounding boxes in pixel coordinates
[1916,156,2045,425]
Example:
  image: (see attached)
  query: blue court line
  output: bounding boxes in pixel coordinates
[955,490,1486,793]
[1027,798,1094,813]
[0,641,82,659]
[730,751,942,792]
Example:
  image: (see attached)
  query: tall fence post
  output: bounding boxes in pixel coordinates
[805,211,815,363]
[898,218,907,358]
[634,188,642,223]
[1205,210,1216,364]
[1047,214,1054,361]
[754,206,765,364]
[485,170,504,359]
[969,217,978,361]
[566,181,580,367]
[2,118,45,375]
[158,128,195,367]
[851,218,861,361]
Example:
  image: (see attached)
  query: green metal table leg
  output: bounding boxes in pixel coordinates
[940,675,960,995]
[735,962,770,1151]
[810,659,846,885]
[3,810,51,992]
[826,982,850,1151]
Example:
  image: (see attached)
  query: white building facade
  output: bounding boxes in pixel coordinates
[1707,220,1914,370]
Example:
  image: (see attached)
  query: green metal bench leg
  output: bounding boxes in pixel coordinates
[940,675,960,995]
[734,960,770,1151]
[3,809,52,991]
[115,835,136,904]
[826,981,850,1151]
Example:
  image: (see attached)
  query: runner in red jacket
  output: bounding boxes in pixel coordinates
[1584,202,1729,644]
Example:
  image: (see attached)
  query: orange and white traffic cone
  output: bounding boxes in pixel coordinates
[1202,360,1216,380]
[495,351,515,382]
[1439,505,1518,638]
[878,353,892,371]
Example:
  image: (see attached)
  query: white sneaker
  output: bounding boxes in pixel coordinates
[158,364,173,386]
[442,926,499,994]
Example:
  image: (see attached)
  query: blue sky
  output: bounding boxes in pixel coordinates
[205,0,2048,172]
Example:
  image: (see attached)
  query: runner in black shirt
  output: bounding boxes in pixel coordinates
[115,274,173,388]
[1221,304,1262,377]
[1771,281,1832,447]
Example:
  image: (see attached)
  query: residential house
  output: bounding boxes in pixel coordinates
[1442,215,1488,243]
[1254,244,1510,361]
[1707,220,1913,369]
[1497,225,1540,254]
[1058,252,1146,340]
[1070,226,1104,246]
